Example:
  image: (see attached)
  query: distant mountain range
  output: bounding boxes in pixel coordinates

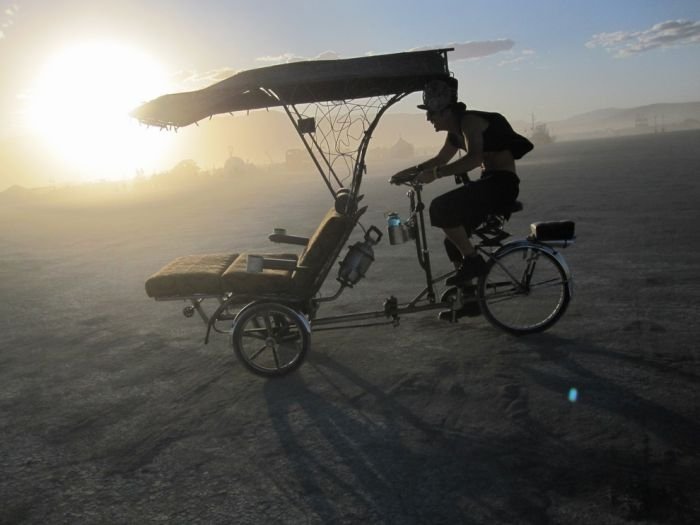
[2,101,700,191]
[545,102,700,140]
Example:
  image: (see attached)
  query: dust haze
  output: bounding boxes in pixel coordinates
[1,130,700,523]
[4,100,700,191]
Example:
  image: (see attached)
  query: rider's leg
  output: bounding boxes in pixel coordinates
[430,188,487,285]
[444,241,487,285]
[443,225,475,258]
[434,172,520,285]
[440,228,482,321]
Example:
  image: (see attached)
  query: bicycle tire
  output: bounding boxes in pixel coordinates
[477,244,570,335]
[231,302,311,377]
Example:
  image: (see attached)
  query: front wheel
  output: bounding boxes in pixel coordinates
[231,302,311,377]
[477,244,570,335]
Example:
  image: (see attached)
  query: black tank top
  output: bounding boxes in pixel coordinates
[448,109,534,160]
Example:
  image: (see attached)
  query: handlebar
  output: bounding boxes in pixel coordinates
[389,172,424,187]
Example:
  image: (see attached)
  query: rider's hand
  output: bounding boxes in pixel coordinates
[414,168,438,184]
[389,166,420,185]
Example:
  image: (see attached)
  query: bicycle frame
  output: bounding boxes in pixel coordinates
[309,179,574,333]
[309,183,465,332]
[401,183,453,306]
[185,182,573,338]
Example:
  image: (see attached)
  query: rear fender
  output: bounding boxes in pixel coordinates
[492,240,574,298]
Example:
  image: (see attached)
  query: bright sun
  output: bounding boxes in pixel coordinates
[25,40,173,181]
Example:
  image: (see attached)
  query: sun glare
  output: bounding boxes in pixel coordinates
[25,40,173,182]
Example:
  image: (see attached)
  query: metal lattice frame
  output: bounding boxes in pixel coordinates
[274,92,408,199]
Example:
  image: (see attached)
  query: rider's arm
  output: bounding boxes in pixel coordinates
[390,140,457,184]
[415,113,487,183]
[391,141,456,182]
[394,141,456,184]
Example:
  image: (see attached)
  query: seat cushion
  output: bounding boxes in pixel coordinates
[221,252,297,294]
[530,221,575,241]
[145,253,239,298]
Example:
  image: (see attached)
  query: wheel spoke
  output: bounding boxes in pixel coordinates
[240,327,268,340]
[492,259,527,290]
[271,346,281,369]
[479,246,570,334]
[522,251,539,288]
[528,277,568,291]
[249,344,269,362]
[262,314,274,338]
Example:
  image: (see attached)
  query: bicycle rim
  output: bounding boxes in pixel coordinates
[478,245,570,334]
[232,302,310,377]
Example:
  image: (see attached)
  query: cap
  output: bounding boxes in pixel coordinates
[417,78,458,112]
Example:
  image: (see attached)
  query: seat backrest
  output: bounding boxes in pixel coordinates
[291,206,366,295]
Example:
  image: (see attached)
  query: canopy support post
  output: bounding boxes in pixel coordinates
[350,92,408,199]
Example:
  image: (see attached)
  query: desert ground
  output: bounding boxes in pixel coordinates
[1,130,699,524]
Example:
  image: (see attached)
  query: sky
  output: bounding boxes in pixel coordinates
[1,0,700,184]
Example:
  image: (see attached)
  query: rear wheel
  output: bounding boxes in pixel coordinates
[478,244,570,334]
[231,302,311,377]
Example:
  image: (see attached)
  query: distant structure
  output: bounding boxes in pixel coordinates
[387,136,415,159]
[529,114,555,145]
[680,118,700,129]
[222,155,256,177]
[635,114,649,130]
[653,115,666,134]
[368,136,416,162]
[635,113,668,134]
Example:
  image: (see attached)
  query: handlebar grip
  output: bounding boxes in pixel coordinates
[390,173,419,185]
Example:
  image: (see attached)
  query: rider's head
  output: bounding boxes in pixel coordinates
[418,77,460,128]
[418,78,458,112]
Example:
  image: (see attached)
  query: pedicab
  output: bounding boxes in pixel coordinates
[133,49,576,377]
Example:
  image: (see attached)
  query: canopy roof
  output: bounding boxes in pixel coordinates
[131,49,452,128]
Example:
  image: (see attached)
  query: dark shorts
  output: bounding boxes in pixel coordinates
[429,170,520,230]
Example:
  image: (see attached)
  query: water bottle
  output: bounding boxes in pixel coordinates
[387,212,408,245]
[387,212,401,228]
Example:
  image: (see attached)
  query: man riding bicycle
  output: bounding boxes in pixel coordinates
[391,77,533,287]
